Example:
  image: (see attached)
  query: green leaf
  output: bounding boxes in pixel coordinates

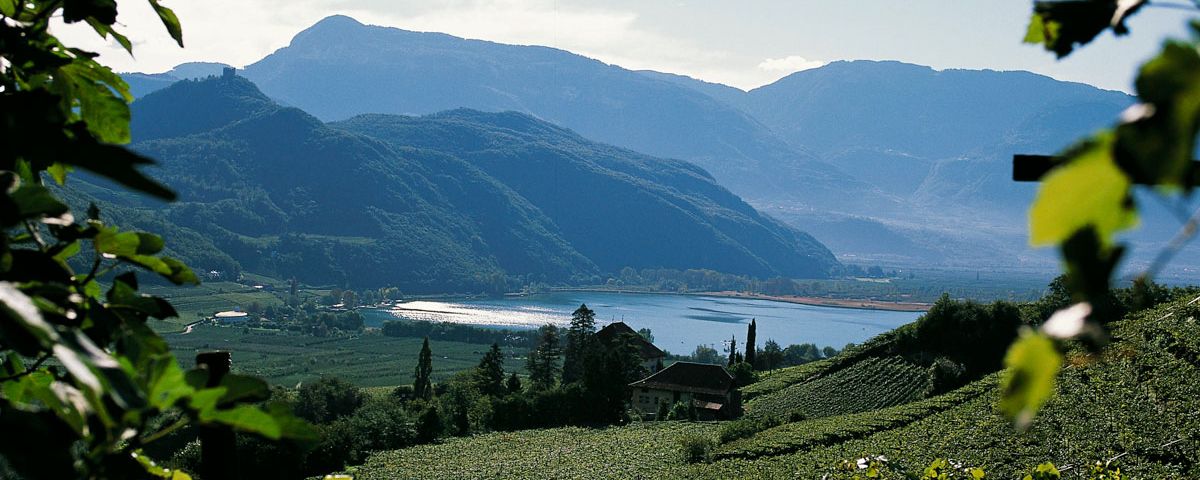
[47,163,72,185]
[216,374,270,406]
[1029,133,1136,246]
[149,0,184,47]
[4,184,71,226]
[0,0,16,16]
[1115,39,1200,188]
[1026,1,1146,58]
[201,404,282,439]
[132,450,193,479]
[999,329,1062,429]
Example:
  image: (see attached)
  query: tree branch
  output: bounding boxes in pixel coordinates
[0,353,51,382]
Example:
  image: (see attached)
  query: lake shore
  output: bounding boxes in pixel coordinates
[532,287,931,312]
[697,291,931,312]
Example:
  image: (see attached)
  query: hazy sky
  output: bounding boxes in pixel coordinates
[55,0,1195,92]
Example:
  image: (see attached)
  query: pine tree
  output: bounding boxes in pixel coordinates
[414,337,433,401]
[527,324,562,391]
[727,335,738,366]
[562,303,596,384]
[476,343,506,397]
[745,319,757,368]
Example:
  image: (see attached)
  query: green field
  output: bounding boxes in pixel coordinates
[351,295,1200,479]
[166,325,523,387]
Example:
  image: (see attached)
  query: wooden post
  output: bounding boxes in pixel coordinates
[196,351,236,480]
[1013,154,1200,184]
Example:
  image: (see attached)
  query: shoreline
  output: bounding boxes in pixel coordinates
[523,287,932,313]
[694,291,931,312]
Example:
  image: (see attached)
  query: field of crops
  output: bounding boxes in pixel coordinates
[745,355,929,420]
[166,325,522,387]
[353,423,719,479]
[739,359,831,401]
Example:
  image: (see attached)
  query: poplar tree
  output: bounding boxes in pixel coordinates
[414,337,434,400]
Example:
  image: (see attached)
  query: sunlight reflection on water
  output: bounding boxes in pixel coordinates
[364,293,923,351]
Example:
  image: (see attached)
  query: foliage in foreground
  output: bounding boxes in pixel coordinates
[0,1,313,478]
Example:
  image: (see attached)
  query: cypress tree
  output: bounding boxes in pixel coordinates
[745,319,757,368]
[727,335,738,367]
[414,337,433,401]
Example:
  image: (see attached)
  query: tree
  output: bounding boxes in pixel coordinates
[582,332,647,424]
[727,335,738,366]
[415,404,442,443]
[822,346,838,358]
[562,304,596,384]
[527,324,562,391]
[691,344,721,364]
[0,1,314,477]
[476,343,506,397]
[414,337,434,401]
[638,327,655,343]
[760,339,784,370]
[295,377,366,424]
[506,372,523,393]
[745,319,757,368]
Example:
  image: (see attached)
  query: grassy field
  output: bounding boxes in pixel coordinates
[143,281,293,331]
[352,295,1200,479]
[165,325,523,387]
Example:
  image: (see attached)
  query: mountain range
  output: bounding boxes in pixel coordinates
[122,15,1196,278]
[80,74,839,291]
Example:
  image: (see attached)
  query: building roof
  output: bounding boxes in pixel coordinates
[597,322,664,360]
[629,361,734,396]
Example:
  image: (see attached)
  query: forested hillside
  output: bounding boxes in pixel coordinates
[76,74,840,291]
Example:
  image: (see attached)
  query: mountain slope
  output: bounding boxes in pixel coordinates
[134,15,881,209]
[331,110,838,277]
[97,74,840,289]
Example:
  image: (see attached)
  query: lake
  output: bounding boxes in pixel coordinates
[361,292,923,353]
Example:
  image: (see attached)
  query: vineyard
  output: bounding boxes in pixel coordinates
[716,376,995,459]
[745,355,929,420]
[351,295,1200,479]
[738,359,832,401]
[353,423,719,479]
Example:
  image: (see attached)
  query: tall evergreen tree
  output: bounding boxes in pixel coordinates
[527,324,562,391]
[562,304,597,384]
[476,343,506,397]
[745,319,757,368]
[727,335,738,366]
[414,337,434,401]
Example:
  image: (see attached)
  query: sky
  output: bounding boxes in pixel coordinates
[53,0,1197,92]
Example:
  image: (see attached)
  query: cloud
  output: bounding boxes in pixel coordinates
[757,55,826,73]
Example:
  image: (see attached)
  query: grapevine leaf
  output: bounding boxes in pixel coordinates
[1115,39,1200,188]
[1029,133,1136,246]
[1026,0,1146,58]
[1000,330,1062,429]
[149,0,184,47]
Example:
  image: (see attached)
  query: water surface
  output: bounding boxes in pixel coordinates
[362,292,922,353]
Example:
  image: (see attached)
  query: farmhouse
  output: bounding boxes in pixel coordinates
[597,321,665,372]
[628,362,741,420]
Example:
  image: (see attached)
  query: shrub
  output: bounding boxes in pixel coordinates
[295,377,367,424]
[678,434,716,464]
